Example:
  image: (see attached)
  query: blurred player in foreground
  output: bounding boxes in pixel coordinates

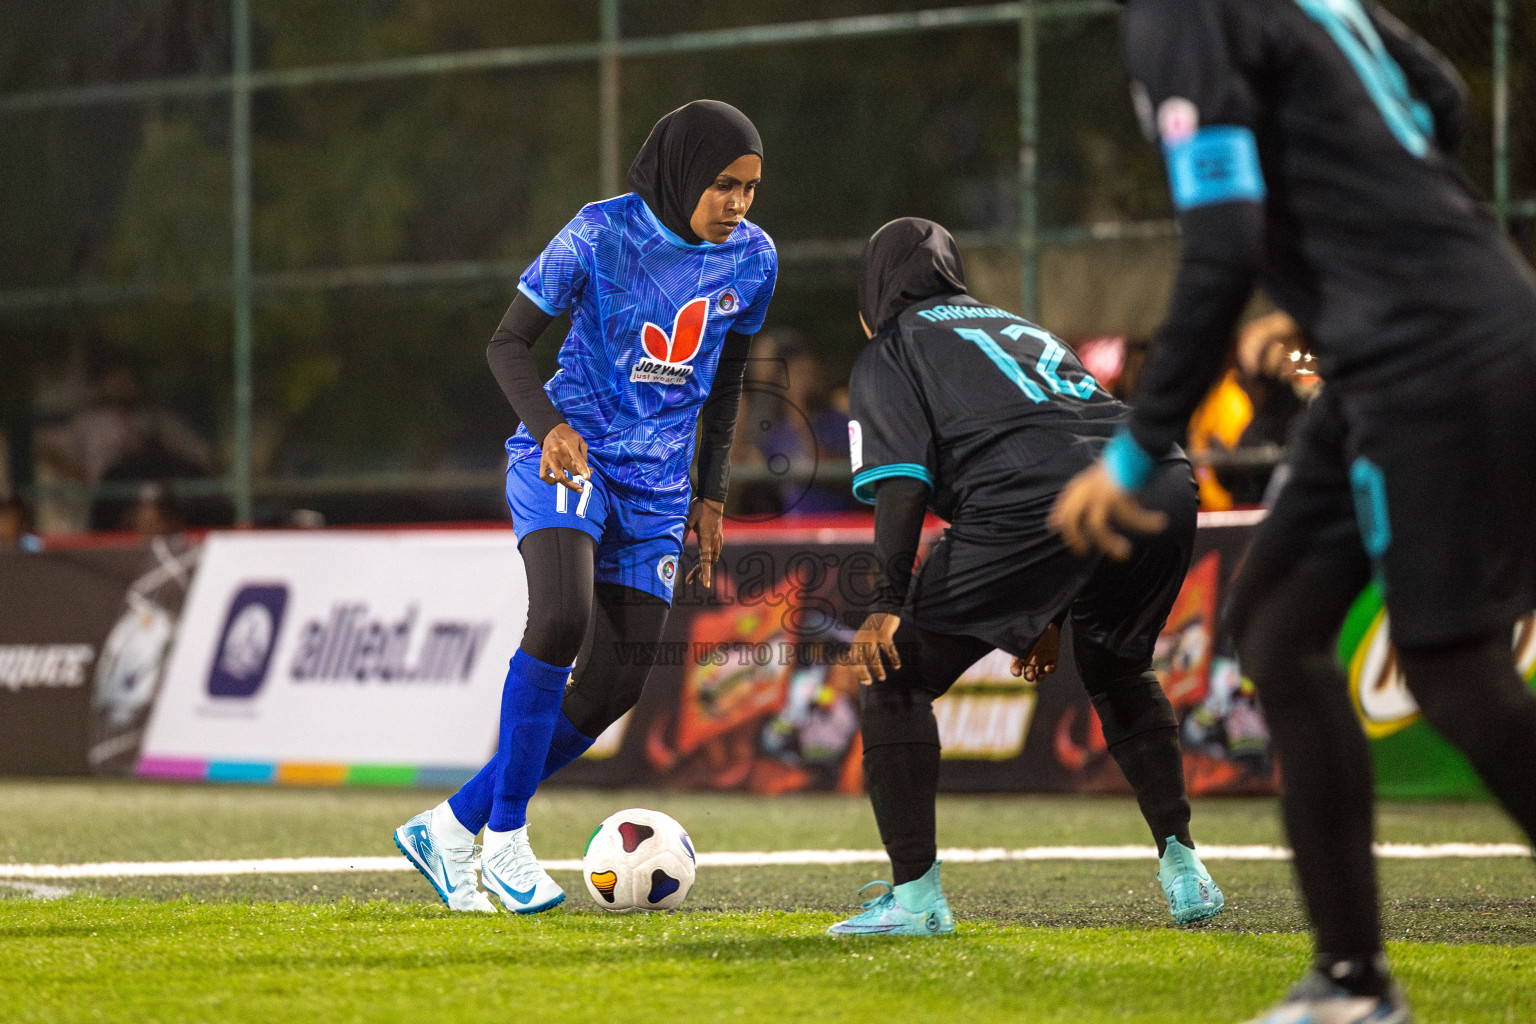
[1052,2,1536,1020]
[829,217,1222,936]
[395,100,777,913]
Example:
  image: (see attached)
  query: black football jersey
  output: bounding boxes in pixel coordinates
[1123,0,1536,457]
[848,294,1128,531]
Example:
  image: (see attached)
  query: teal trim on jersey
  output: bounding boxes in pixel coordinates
[1163,126,1267,211]
[1293,0,1432,158]
[516,280,562,317]
[1103,429,1157,492]
[1349,456,1393,559]
[852,463,933,505]
[636,198,716,250]
[955,326,1047,403]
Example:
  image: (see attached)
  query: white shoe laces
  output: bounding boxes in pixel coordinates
[444,843,481,881]
[485,830,546,888]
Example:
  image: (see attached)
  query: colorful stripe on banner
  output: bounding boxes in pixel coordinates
[135,758,478,789]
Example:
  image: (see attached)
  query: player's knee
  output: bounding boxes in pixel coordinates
[522,603,590,667]
[561,685,637,740]
[860,681,939,750]
[1088,673,1176,747]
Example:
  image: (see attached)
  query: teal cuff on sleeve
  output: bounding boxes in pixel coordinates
[1103,430,1157,492]
[851,463,933,505]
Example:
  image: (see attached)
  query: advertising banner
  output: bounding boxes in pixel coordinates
[554,514,1277,797]
[137,532,526,785]
[106,517,1530,799]
[1340,582,1536,799]
[0,539,196,775]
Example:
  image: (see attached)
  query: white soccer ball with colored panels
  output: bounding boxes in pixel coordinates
[583,807,697,912]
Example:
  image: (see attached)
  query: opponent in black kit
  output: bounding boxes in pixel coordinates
[1052,2,1536,1020]
[828,217,1223,936]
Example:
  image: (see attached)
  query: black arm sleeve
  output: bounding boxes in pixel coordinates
[693,331,751,504]
[1129,202,1266,457]
[1122,0,1268,459]
[486,292,566,445]
[871,476,930,615]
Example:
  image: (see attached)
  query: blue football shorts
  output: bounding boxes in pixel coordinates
[504,451,687,604]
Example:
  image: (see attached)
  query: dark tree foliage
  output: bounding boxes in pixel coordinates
[0,0,1528,498]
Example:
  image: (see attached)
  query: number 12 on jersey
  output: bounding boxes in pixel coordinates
[955,325,1100,404]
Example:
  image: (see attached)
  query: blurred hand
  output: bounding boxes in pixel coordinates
[1049,462,1168,561]
[540,424,591,493]
[684,498,725,587]
[849,612,902,686]
[1011,621,1060,682]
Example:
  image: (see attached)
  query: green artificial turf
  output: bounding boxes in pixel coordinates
[2,780,1527,863]
[1,782,1532,1022]
[2,899,1533,1024]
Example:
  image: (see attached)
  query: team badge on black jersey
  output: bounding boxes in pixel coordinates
[632,297,708,385]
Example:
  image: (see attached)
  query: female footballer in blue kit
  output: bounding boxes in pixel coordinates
[394,100,777,913]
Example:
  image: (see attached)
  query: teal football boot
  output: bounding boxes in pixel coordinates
[1158,836,1225,923]
[827,861,955,936]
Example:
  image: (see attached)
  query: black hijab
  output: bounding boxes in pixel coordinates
[858,217,967,334]
[627,100,762,246]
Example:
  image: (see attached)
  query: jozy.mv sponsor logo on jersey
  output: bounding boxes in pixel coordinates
[631,297,708,385]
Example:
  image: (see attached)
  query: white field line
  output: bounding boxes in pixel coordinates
[0,880,72,899]
[0,843,1527,880]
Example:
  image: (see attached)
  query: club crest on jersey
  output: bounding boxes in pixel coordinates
[632,297,708,385]
[715,287,740,315]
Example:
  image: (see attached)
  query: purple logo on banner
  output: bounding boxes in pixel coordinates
[207,584,289,698]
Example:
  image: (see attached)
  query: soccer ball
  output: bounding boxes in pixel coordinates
[582,807,697,912]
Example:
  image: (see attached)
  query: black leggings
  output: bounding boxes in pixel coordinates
[1231,541,1536,967]
[862,617,1190,884]
[519,528,670,739]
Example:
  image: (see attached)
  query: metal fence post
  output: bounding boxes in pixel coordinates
[599,0,622,198]
[1493,0,1511,231]
[232,0,254,525]
[1018,0,1040,321]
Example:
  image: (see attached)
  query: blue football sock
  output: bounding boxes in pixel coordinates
[541,711,596,781]
[447,759,496,836]
[487,648,572,833]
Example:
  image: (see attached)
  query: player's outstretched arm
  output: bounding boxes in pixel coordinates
[1054,0,1266,559]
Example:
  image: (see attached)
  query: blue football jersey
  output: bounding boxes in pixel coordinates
[510,193,777,516]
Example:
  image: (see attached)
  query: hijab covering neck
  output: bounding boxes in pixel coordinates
[627,99,762,246]
[858,217,968,334]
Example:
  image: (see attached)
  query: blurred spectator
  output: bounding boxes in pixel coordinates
[1186,312,1318,510]
[33,360,214,532]
[754,338,858,515]
[0,497,43,553]
[288,508,327,529]
[1218,312,1318,505]
[122,482,187,537]
[1186,366,1253,511]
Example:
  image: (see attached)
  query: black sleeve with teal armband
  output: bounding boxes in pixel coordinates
[847,340,937,506]
[1115,0,1268,486]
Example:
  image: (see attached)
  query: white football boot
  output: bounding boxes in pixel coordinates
[393,802,496,913]
[479,823,566,914]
